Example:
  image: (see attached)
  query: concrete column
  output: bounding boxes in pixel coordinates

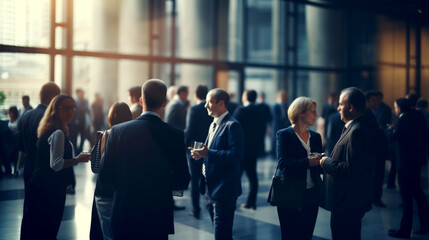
[117,0,150,102]
[177,0,215,100]
[89,0,119,108]
[228,0,243,62]
[306,6,345,109]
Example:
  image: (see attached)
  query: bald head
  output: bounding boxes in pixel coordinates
[40,82,61,105]
[141,79,167,111]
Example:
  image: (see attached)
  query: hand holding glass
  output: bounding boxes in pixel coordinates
[193,141,203,150]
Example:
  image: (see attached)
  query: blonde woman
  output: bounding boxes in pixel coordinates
[268,96,323,240]
[20,94,90,239]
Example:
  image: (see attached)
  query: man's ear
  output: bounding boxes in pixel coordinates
[161,99,167,108]
[139,97,143,107]
[348,104,354,113]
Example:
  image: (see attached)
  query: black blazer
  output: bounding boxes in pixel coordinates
[321,116,374,213]
[185,101,213,150]
[18,104,47,181]
[233,104,266,157]
[267,127,322,204]
[99,114,190,237]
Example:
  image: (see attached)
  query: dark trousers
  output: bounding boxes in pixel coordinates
[241,155,258,208]
[188,156,203,214]
[90,196,103,240]
[277,188,319,240]
[20,183,66,240]
[397,170,429,234]
[206,196,237,240]
[373,157,386,202]
[331,209,364,240]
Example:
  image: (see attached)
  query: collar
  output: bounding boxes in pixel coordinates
[213,111,229,126]
[141,111,161,119]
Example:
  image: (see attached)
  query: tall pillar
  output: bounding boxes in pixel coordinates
[306,6,345,109]
[117,0,150,102]
[177,0,214,99]
[90,0,119,108]
[228,0,243,62]
[272,0,287,95]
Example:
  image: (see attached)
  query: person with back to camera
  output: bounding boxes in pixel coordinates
[268,96,323,240]
[90,102,132,240]
[20,94,90,239]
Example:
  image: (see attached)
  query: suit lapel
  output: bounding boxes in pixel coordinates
[209,114,230,148]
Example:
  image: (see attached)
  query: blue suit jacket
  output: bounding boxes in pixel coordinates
[204,114,244,201]
[100,114,190,236]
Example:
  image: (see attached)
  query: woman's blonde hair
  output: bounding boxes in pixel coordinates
[37,94,74,137]
[287,96,317,124]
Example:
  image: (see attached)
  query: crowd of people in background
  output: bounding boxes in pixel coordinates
[0,79,428,240]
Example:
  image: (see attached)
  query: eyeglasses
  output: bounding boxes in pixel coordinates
[59,106,76,112]
[307,109,317,114]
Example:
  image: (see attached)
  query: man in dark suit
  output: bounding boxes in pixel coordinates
[99,79,190,240]
[320,87,374,240]
[271,90,291,157]
[128,86,143,120]
[18,83,61,211]
[234,90,266,210]
[256,92,272,157]
[164,85,188,130]
[387,98,429,238]
[185,84,213,219]
[190,88,244,240]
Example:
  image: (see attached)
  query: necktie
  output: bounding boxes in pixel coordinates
[341,126,347,136]
[204,122,217,177]
[212,123,217,133]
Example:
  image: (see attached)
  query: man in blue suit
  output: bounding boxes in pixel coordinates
[18,83,61,212]
[190,88,244,240]
[185,84,213,219]
[100,79,190,240]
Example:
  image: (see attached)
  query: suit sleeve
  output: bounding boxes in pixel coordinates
[207,121,244,164]
[170,130,191,190]
[277,130,310,171]
[185,107,195,148]
[99,127,117,186]
[323,127,365,177]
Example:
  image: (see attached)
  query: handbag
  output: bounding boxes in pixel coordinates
[90,131,105,173]
[269,168,306,209]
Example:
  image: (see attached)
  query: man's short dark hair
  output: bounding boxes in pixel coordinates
[142,79,167,111]
[406,93,418,108]
[417,98,428,109]
[22,95,30,101]
[246,90,257,103]
[341,87,366,113]
[211,88,230,107]
[40,82,61,104]
[129,86,142,99]
[195,85,208,100]
[177,86,188,95]
[375,91,384,99]
[364,90,377,101]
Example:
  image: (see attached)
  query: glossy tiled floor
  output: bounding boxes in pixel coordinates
[1,157,429,240]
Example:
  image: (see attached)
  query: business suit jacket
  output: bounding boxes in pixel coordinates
[267,127,323,201]
[99,114,190,237]
[387,109,428,172]
[165,98,187,130]
[321,115,374,213]
[233,104,266,157]
[204,114,244,201]
[185,101,213,150]
[326,112,344,156]
[18,104,47,183]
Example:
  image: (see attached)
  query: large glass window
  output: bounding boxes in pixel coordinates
[0,0,51,48]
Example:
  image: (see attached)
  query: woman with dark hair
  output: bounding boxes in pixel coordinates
[387,98,429,238]
[268,96,323,240]
[90,102,132,240]
[20,94,90,239]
